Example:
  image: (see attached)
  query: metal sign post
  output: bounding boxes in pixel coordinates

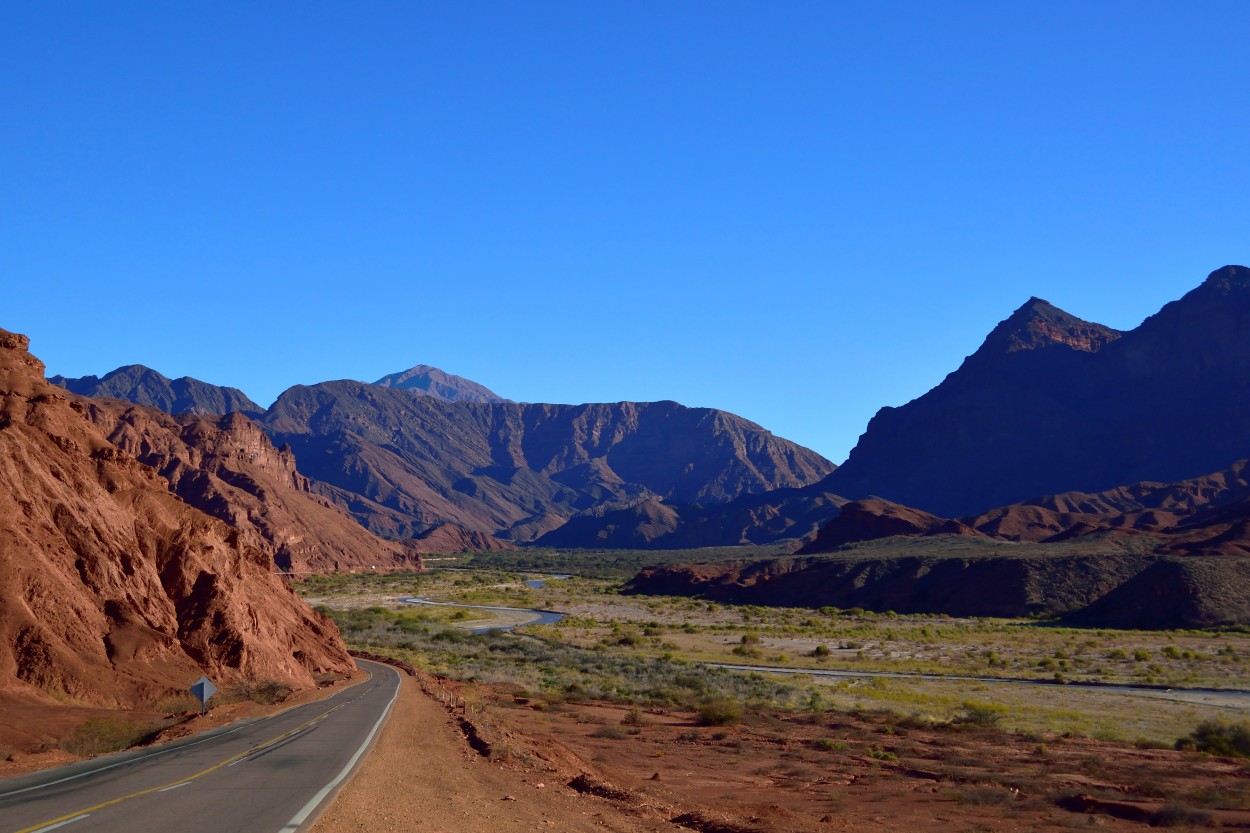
[189,675,218,717]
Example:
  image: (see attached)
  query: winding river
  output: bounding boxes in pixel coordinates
[398,574,571,634]
[398,582,1250,709]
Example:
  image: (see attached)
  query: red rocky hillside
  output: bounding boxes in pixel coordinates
[0,328,356,718]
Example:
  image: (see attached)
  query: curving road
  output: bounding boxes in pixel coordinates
[0,660,400,833]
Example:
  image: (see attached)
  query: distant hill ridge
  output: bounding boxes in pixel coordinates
[52,363,835,546]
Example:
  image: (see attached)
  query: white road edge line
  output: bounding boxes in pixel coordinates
[278,666,400,833]
[29,814,90,833]
[1,666,378,801]
[157,782,191,792]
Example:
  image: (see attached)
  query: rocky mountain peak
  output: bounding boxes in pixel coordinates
[976,297,1122,357]
[1203,264,1250,290]
[0,327,48,396]
[372,364,510,403]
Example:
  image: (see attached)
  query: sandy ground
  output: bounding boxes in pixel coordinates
[310,673,667,833]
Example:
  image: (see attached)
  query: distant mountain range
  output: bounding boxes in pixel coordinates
[52,364,836,546]
[38,264,1250,630]
[46,264,1250,557]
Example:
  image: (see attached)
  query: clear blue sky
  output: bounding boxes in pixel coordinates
[2,2,1246,463]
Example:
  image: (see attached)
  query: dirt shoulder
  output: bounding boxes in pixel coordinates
[310,671,666,833]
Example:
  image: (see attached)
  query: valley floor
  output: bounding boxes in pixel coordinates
[316,661,1250,833]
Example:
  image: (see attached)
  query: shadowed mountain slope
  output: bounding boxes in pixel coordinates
[534,483,848,550]
[260,383,836,542]
[51,364,263,417]
[823,265,1250,516]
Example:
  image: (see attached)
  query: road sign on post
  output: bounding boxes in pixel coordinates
[189,675,217,717]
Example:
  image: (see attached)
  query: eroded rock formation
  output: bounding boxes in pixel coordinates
[0,328,355,713]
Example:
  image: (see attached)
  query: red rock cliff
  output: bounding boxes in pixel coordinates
[0,328,355,709]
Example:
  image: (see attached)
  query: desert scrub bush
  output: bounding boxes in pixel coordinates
[954,700,1007,728]
[951,786,1014,805]
[61,717,152,757]
[153,692,201,714]
[330,611,810,713]
[810,738,847,752]
[1176,720,1250,757]
[591,725,627,740]
[697,698,744,726]
[621,707,647,726]
[220,680,293,706]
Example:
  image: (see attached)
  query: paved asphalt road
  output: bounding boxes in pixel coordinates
[0,660,400,833]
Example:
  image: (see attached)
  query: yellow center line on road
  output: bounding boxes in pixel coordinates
[11,701,350,833]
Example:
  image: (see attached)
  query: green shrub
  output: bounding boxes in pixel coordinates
[697,698,744,726]
[810,738,846,752]
[621,707,647,726]
[1176,720,1250,757]
[955,700,1007,727]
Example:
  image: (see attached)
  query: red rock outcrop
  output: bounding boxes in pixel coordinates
[799,459,1250,555]
[0,328,355,715]
[797,498,983,552]
[74,404,426,574]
